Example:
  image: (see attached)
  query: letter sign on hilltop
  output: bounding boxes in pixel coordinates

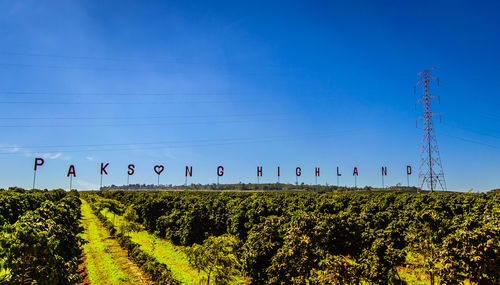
[186,166,193,177]
[217,166,224,186]
[100,162,109,189]
[32,158,45,190]
[381,166,388,190]
[127,164,135,188]
[25,160,422,191]
[67,165,76,177]
[67,165,76,191]
[34,158,44,171]
[101,163,109,175]
[154,165,164,186]
[154,165,164,175]
[257,166,263,177]
[128,164,135,175]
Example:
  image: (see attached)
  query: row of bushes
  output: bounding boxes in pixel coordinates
[94,190,500,284]
[0,190,83,284]
[0,187,67,225]
[86,199,180,285]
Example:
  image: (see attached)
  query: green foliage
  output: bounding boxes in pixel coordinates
[0,190,82,284]
[0,188,66,225]
[439,216,500,284]
[241,215,285,283]
[266,212,323,284]
[123,204,139,223]
[88,199,180,284]
[82,190,500,284]
[120,204,141,233]
[309,254,362,284]
[186,234,240,285]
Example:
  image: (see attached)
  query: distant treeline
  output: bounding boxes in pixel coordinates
[102,183,421,193]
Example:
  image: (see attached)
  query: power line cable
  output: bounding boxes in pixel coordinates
[0,132,346,155]
[442,121,500,140]
[0,98,280,105]
[0,117,294,128]
[0,133,324,150]
[0,62,300,75]
[0,90,338,97]
[0,112,301,121]
[0,51,291,68]
[0,91,244,97]
[441,133,500,150]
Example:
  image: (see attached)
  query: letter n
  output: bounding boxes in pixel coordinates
[381,166,387,176]
[186,166,193,177]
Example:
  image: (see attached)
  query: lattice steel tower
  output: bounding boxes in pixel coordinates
[415,67,447,192]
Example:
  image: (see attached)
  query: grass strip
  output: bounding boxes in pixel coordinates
[90,203,179,284]
[101,209,204,284]
[80,199,150,284]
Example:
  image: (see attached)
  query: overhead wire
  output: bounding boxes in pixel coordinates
[0,90,337,97]
[0,132,349,155]
[0,51,291,68]
[0,133,323,150]
[0,117,295,128]
[0,112,303,121]
[440,133,500,150]
[3,52,498,153]
[0,98,282,105]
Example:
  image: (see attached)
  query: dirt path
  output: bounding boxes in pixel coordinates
[80,199,153,285]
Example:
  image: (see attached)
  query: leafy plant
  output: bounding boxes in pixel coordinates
[186,234,240,285]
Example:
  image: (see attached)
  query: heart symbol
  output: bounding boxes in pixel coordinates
[154,165,164,175]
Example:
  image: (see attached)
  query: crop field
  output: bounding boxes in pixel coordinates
[0,188,499,284]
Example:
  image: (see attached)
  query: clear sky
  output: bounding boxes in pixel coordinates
[0,0,498,191]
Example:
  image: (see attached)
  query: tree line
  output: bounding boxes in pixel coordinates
[102,183,420,193]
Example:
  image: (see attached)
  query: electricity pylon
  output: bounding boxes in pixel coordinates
[415,67,447,192]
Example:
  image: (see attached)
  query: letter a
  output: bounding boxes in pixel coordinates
[353,167,358,176]
[67,165,76,177]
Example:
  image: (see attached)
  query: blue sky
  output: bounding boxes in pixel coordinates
[0,0,498,191]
